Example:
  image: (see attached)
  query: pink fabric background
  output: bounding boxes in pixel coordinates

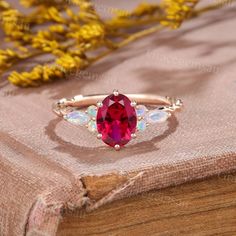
[0,1,236,235]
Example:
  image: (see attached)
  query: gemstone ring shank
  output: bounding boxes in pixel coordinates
[52,92,183,150]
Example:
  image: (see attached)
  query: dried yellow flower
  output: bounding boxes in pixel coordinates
[49,24,65,34]
[0,0,232,87]
[56,54,83,71]
[160,0,199,28]
[44,7,66,23]
[8,65,65,87]
[0,49,29,72]
[32,31,61,54]
[67,23,105,46]
[132,3,160,17]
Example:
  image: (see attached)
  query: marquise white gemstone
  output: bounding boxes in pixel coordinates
[146,109,169,124]
[136,105,147,117]
[64,111,89,125]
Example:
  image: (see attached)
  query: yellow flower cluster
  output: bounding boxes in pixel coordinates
[161,0,199,28]
[67,23,105,45]
[0,49,28,72]
[32,31,61,54]
[44,7,66,23]
[56,54,83,71]
[1,9,30,41]
[9,65,65,87]
[0,0,232,87]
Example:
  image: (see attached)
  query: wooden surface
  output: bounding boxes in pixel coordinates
[57,172,236,236]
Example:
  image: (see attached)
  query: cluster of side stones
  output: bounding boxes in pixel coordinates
[64,103,170,133]
[136,105,170,132]
[64,105,98,132]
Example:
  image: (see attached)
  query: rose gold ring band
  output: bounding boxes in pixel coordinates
[53,93,183,117]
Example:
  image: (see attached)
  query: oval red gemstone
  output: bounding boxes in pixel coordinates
[96,93,137,147]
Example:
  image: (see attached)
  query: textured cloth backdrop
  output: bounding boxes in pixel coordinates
[0,1,236,236]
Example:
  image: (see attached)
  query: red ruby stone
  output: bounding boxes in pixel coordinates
[96,93,137,147]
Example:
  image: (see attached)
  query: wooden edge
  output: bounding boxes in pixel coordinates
[57,172,236,236]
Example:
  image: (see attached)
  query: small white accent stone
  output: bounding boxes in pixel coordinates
[137,119,147,131]
[136,105,147,118]
[146,109,169,124]
[88,120,97,132]
[64,111,89,126]
[87,105,97,118]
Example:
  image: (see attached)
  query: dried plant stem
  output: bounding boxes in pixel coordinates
[91,0,235,65]
[90,25,163,65]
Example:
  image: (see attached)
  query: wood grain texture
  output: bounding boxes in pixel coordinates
[81,173,138,201]
[57,172,236,236]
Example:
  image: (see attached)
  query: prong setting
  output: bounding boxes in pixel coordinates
[130,101,137,107]
[113,89,119,96]
[97,101,103,108]
[97,133,102,139]
[131,133,137,139]
[114,144,121,151]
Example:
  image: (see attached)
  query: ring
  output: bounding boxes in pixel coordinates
[52,90,183,150]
